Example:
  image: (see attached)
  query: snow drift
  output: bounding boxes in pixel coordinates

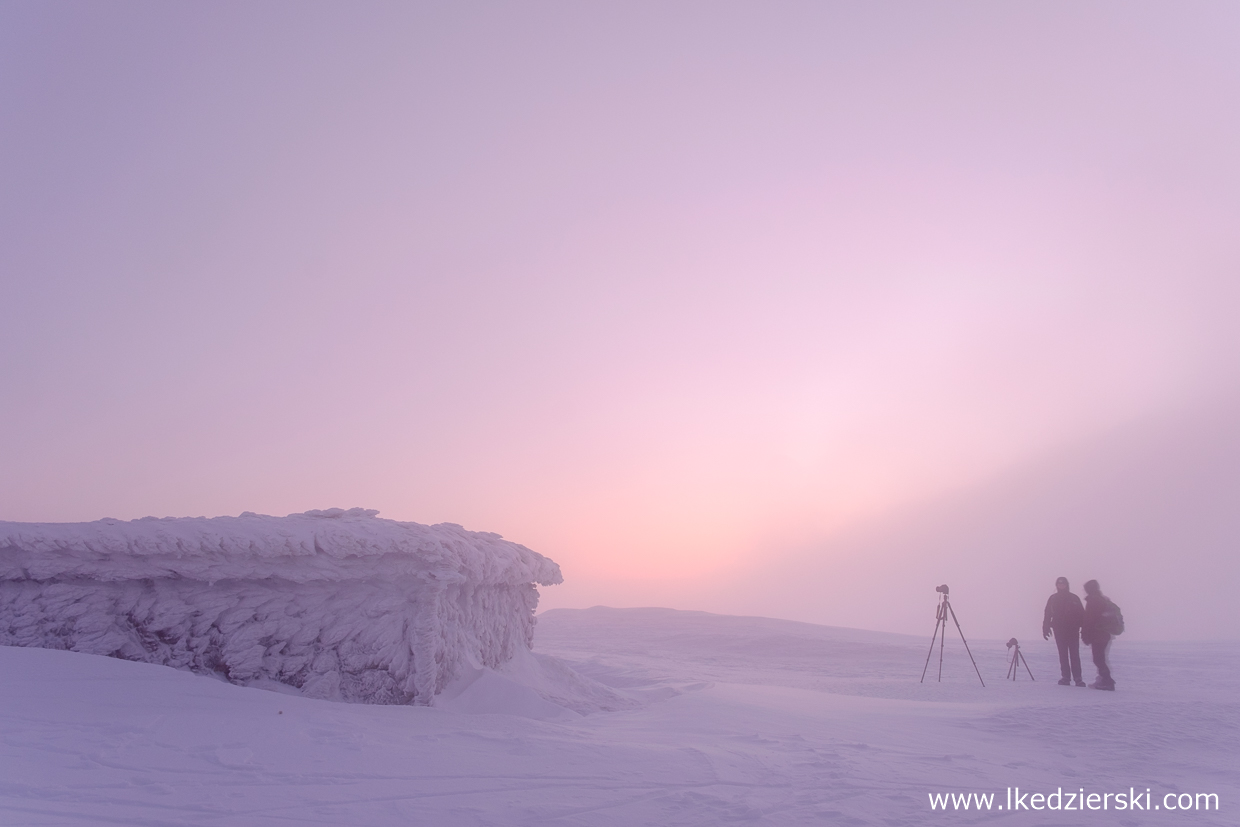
[0,508,562,705]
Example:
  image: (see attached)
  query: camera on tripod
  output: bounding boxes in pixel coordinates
[1005,637,1034,680]
[921,583,985,686]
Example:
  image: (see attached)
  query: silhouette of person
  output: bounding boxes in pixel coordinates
[1042,576,1084,686]
[1080,579,1115,690]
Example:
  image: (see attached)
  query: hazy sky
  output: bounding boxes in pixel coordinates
[3,2,1238,637]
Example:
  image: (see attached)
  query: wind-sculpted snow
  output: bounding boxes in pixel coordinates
[0,509,562,705]
[1,609,1235,826]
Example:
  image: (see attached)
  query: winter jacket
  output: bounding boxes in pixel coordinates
[1081,593,1113,646]
[1043,590,1084,637]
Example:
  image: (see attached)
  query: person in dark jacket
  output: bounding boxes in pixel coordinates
[1042,576,1085,686]
[1080,579,1115,691]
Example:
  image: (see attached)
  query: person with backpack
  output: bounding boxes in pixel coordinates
[1080,579,1123,691]
[1042,577,1085,686]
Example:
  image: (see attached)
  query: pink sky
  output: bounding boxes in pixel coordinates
[2,2,1238,638]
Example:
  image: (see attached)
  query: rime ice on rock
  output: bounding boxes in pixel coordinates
[0,509,562,704]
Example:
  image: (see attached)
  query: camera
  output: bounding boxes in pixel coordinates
[1006,638,1019,649]
[935,584,949,595]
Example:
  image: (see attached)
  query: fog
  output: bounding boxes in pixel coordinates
[2,2,1239,640]
[725,396,1240,641]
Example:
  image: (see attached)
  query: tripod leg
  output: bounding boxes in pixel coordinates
[920,615,943,683]
[946,602,986,687]
[1007,651,1016,680]
[1021,650,1035,681]
[938,613,946,681]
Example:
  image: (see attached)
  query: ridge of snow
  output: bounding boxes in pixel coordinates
[0,508,563,586]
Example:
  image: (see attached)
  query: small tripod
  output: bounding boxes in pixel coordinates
[920,586,985,686]
[1005,638,1035,681]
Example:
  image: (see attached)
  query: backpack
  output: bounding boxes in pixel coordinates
[1101,600,1124,636]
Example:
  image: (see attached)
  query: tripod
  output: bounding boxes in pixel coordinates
[920,589,985,686]
[1006,638,1035,681]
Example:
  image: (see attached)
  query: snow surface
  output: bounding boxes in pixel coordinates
[1,606,1235,825]
[0,510,561,704]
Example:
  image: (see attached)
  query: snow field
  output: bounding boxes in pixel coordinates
[0,606,1234,826]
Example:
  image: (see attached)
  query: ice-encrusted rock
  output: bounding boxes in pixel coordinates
[0,508,562,705]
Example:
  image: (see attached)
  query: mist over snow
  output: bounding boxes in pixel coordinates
[2,3,1239,823]
[710,395,1240,642]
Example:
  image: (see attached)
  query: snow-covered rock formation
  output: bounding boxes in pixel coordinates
[0,508,562,705]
